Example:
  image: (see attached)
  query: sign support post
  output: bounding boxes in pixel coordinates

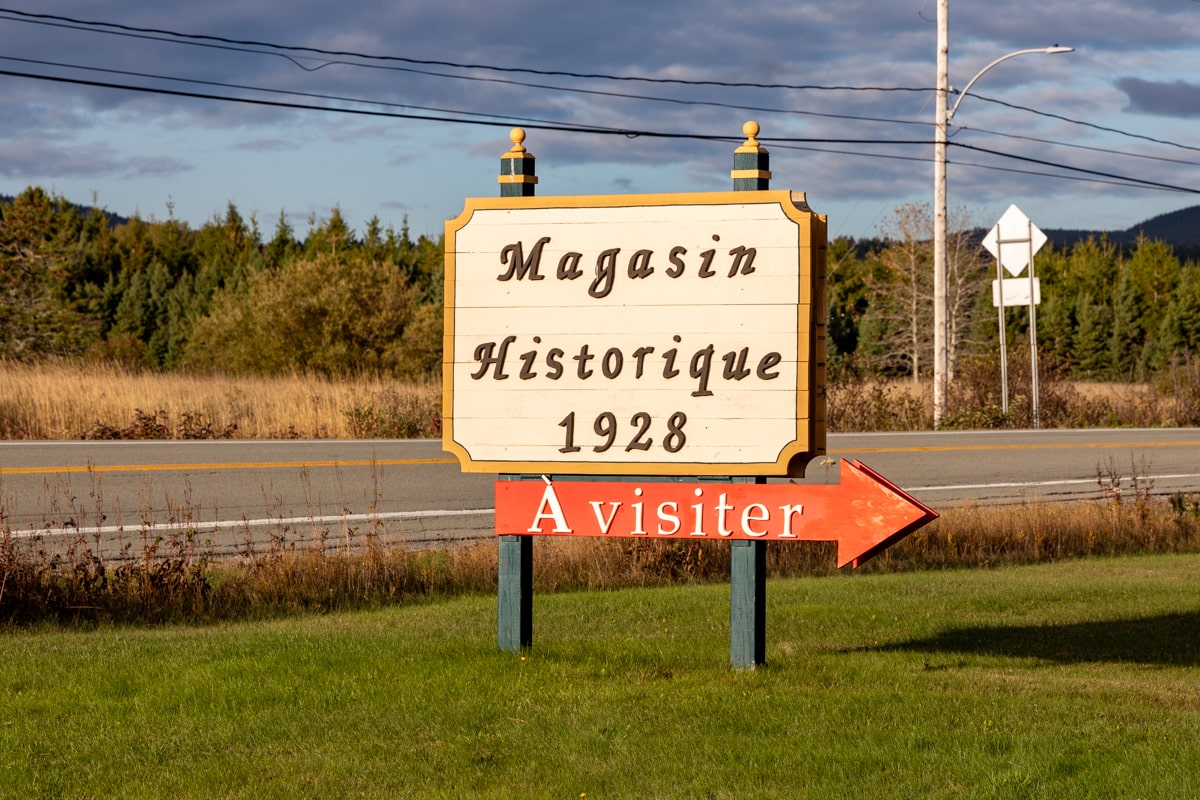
[729,123,772,669]
[496,131,538,653]
[497,532,532,652]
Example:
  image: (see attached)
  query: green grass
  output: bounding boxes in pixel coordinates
[3,554,1200,799]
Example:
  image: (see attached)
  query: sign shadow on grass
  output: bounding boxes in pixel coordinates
[856,611,1200,666]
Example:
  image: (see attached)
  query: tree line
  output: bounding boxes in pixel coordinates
[827,203,1200,383]
[0,187,443,379]
[2,187,1198,383]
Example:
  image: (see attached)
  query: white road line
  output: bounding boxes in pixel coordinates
[13,472,1200,539]
[908,472,1200,492]
[9,508,494,539]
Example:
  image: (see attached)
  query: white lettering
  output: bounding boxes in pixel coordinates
[742,503,770,537]
[528,483,572,533]
[716,492,734,537]
[656,502,681,535]
[690,488,706,536]
[589,501,622,534]
[631,488,647,535]
[778,503,804,537]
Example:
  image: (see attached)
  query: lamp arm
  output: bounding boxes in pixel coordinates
[947,46,1073,120]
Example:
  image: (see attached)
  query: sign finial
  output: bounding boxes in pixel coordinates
[739,120,763,151]
[732,120,771,190]
[499,127,537,197]
[507,127,527,155]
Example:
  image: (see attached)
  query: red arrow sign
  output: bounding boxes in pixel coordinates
[494,459,938,569]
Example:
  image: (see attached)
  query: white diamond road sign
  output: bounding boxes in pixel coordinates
[982,204,1047,277]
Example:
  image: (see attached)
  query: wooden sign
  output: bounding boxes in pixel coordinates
[494,460,938,569]
[443,190,826,476]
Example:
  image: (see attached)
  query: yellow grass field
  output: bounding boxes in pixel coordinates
[0,360,441,440]
[0,360,1184,440]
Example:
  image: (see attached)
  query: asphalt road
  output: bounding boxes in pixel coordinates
[3,429,1198,559]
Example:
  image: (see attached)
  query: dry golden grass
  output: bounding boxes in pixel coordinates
[1,359,1191,441]
[4,489,1198,626]
[0,360,441,440]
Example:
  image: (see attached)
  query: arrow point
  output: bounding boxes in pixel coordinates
[836,460,938,569]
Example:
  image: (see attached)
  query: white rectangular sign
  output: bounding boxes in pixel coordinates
[443,191,826,476]
[992,277,1041,308]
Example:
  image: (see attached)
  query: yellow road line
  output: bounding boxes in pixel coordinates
[839,440,1200,454]
[1,439,1196,477]
[0,458,458,476]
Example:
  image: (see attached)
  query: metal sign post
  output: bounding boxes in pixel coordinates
[1027,220,1041,429]
[983,205,1046,428]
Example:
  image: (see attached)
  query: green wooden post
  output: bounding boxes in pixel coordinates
[730,122,770,669]
[497,133,537,653]
[730,538,767,668]
[498,534,533,652]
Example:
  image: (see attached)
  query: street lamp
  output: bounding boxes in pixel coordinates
[947,47,1075,122]
[932,16,1072,428]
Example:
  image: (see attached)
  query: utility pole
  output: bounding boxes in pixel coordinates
[932,0,950,428]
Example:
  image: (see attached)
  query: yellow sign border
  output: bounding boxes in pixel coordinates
[443,189,826,477]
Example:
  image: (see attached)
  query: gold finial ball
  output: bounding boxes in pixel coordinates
[742,120,760,141]
[509,127,527,151]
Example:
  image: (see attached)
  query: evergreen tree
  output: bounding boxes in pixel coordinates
[1108,269,1146,378]
[1073,293,1111,377]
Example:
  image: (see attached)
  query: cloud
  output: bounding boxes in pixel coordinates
[1116,77,1200,119]
[0,137,184,179]
[1,1,1198,238]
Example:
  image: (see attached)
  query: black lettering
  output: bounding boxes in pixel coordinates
[722,348,752,380]
[757,352,782,380]
[602,347,623,378]
[728,245,757,276]
[573,344,596,379]
[470,335,517,380]
[628,249,654,279]
[632,346,655,377]
[666,246,687,278]
[590,248,619,298]
[497,237,550,281]
[557,252,583,280]
[689,344,716,397]
[698,249,717,278]
[662,335,682,378]
[545,348,565,379]
[519,336,541,379]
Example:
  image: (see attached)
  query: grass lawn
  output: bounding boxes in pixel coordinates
[2,553,1199,799]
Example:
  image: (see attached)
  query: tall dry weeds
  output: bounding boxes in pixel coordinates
[0,359,440,440]
[3,489,1198,627]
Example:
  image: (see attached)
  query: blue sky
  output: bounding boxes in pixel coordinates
[2,1,1198,242]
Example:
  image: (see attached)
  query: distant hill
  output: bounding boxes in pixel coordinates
[1044,205,1200,250]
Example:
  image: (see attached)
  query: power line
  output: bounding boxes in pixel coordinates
[4,5,1197,161]
[0,7,930,93]
[0,8,937,132]
[0,51,931,133]
[967,93,1200,154]
[2,64,1193,198]
[0,66,925,148]
[0,55,629,134]
[951,124,1200,168]
[949,140,1200,194]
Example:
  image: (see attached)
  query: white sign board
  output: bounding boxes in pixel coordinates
[982,204,1047,277]
[443,191,826,476]
[992,278,1041,308]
